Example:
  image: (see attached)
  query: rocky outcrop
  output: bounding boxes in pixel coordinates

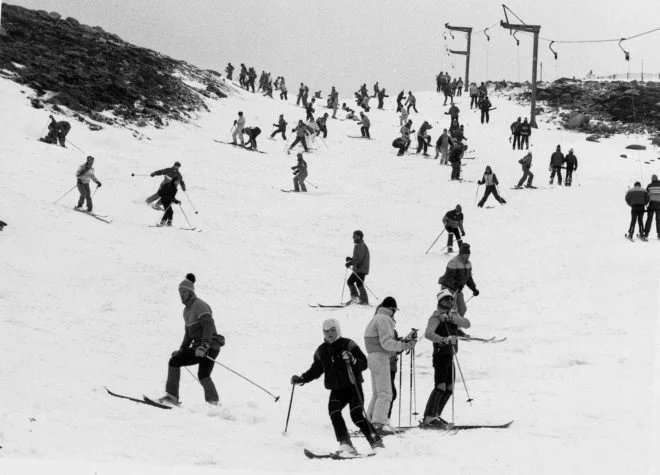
[0,4,230,130]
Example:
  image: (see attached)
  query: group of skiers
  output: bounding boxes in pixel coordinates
[625,174,660,240]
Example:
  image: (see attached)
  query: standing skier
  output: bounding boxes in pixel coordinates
[625,182,649,239]
[157,176,181,226]
[290,319,384,454]
[468,83,479,109]
[405,92,418,113]
[270,115,288,140]
[292,153,308,192]
[422,290,471,427]
[434,128,453,163]
[358,112,371,139]
[288,120,314,153]
[146,161,186,208]
[445,104,460,123]
[231,112,246,146]
[477,166,506,207]
[345,230,370,305]
[438,243,479,317]
[158,274,224,405]
[396,90,405,112]
[225,63,234,81]
[564,148,578,186]
[510,117,522,150]
[442,204,465,253]
[549,145,565,185]
[364,297,417,434]
[644,174,660,239]
[449,143,464,180]
[416,121,432,156]
[74,156,102,212]
[519,118,532,149]
[479,95,492,124]
[377,88,388,109]
[515,152,534,188]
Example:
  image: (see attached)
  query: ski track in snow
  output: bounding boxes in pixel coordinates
[0,77,659,475]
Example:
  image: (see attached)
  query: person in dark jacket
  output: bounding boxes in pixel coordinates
[564,149,578,186]
[292,153,308,192]
[159,274,224,405]
[422,290,471,427]
[515,152,534,188]
[243,126,261,150]
[225,63,234,81]
[625,182,650,239]
[157,177,182,226]
[449,143,465,180]
[434,128,453,163]
[146,162,186,207]
[288,120,314,153]
[396,90,405,112]
[270,115,288,140]
[443,204,465,253]
[519,118,531,149]
[316,113,329,139]
[644,174,660,239]
[416,121,432,156]
[291,319,383,454]
[479,96,492,124]
[477,166,506,207]
[305,98,316,121]
[345,230,370,305]
[549,145,565,185]
[377,88,388,109]
[445,104,460,123]
[510,117,522,150]
[42,115,71,147]
[438,243,479,317]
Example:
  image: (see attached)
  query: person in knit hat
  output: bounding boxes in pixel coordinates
[159,273,225,406]
[644,174,660,239]
[438,243,479,317]
[291,319,383,454]
[364,297,416,435]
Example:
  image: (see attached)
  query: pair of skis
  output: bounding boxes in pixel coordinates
[74,208,112,223]
[104,387,174,409]
[214,139,266,154]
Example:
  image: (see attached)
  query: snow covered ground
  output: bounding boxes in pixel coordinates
[0,76,659,475]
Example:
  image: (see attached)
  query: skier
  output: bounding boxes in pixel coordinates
[477,82,487,106]
[449,143,465,180]
[442,204,465,252]
[146,161,186,208]
[316,113,329,139]
[468,83,479,109]
[405,92,418,113]
[42,115,71,147]
[442,82,453,106]
[329,87,339,118]
[455,77,464,96]
[549,145,565,185]
[280,79,288,100]
[290,319,384,454]
[358,112,371,139]
[396,90,405,112]
[231,112,246,146]
[445,104,460,123]
[157,176,182,226]
[564,148,578,186]
[270,115,288,140]
[644,174,660,239]
[625,182,649,239]
[74,156,102,212]
[296,83,305,106]
[438,242,479,317]
[421,290,471,427]
[479,95,492,124]
[243,126,261,150]
[477,166,506,207]
[239,64,247,87]
[451,123,467,144]
[292,153,308,192]
[364,297,417,434]
[288,120,314,153]
[510,117,522,150]
[377,88,388,109]
[515,152,534,188]
[434,128,453,163]
[158,274,224,406]
[399,107,409,127]
[519,118,532,149]
[395,120,413,156]
[345,230,370,305]
[225,63,234,81]
[305,98,316,121]
[416,121,432,156]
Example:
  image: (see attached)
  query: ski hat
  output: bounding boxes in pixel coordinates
[459,243,471,255]
[436,289,455,306]
[297,153,303,159]
[652,174,658,181]
[178,273,196,293]
[353,230,364,239]
[174,161,181,167]
[380,296,398,311]
[322,318,341,339]
[455,204,462,211]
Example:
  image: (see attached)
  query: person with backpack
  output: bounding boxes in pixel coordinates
[477,166,506,207]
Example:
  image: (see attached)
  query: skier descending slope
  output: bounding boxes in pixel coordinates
[156,177,181,227]
[422,290,471,427]
[442,204,465,253]
[158,274,225,406]
[438,243,479,317]
[146,161,186,209]
[477,166,506,207]
[291,319,384,455]
[74,156,102,212]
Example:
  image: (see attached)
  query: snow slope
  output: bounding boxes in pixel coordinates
[1,77,659,475]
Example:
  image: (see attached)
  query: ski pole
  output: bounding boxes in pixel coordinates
[40,119,50,138]
[283,384,295,434]
[453,350,472,404]
[345,360,375,434]
[425,229,446,254]
[398,354,403,428]
[451,358,456,426]
[474,184,480,206]
[575,170,581,187]
[340,267,348,304]
[131,173,151,177]
[495,185,505,205]
[184,191,199,214]
[92,184,101,198]
[178,203,194,227]
[53,185,77,204]
[184,366,199,383]
[412,345,418,420]
[409,348,414,426]
[304,180,319,189]
[350,270,378,301]
[67,140,85,153]
[205,356,280,402]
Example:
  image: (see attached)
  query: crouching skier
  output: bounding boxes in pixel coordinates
[158,274,225,406]
[291,319,384,455]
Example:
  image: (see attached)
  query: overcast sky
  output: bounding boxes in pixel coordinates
[5,0,660,93]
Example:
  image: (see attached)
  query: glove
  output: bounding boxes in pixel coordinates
[291,375,304,385]
[443,336,458,345]
[404,330,417,341]
[150,172,156,177]
[472,289,480,297]
[404,339,417,350]
[96,182,102,188]
[195,344,209,358]
[171,350,180,358]
[173,199,181,205]
[461,230,465,236]
[342,350,356,365]
[233,120,237,125]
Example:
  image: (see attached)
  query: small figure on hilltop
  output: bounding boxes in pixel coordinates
[270,115,288,140]
[515,152,535,189]
[345,230,370,305]
[146,161,186,209]
[564,148,578,186]
[477,166,506,207]
[644,174,660,240]
[290,319,383,455]
[625,181,649,240]
[292,153,308,192]
[438,242,479,317]
[42,115,71,147]
[75,156,102,212]
[549,145,565,185]
[158,274,224,406]
[442,204,465,253]
[225,63,234,81]
[239,64,248,88]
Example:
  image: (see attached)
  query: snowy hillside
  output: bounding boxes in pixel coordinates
[0,76,659,475]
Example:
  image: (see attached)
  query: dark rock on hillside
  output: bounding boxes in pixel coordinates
[0,4,230,130]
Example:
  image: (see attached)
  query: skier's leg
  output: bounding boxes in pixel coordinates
[387,370,397,420]
[455,290,467,317]
[166,348,198,398]
[198,348,220,403]
[83,183,92,211]
[328,390,350,442]
[367,352,393,426]
[346,273,359,300]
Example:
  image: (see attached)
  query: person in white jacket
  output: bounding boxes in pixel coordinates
[363,297,416,434]
[231,111,246,145]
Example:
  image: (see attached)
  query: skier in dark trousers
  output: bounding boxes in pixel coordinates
[396,90,405,112]
[480,95,492,124]
[519,118,531,149]
[510,117,522,149]
[292,153,308,192]
[395,120,414,156]
[438,242,479,317]
[43,115,71,147]
[288,120,313,153]
[243,127,261,150]
[416,121,432,156]
[449,143,464,180]
[442,83,453,106]
[157,177,181,226]
[564,149,578,186]
[405,92,418,113]
[146,161,186,208]
[515,152,534,188]
[422,289,470,427]
[468,83,478,109]
[358,112,371,139]
[477,166,506,207]
[549,145,565,185]
[345,230,370,305]
[75,156,102,212]
[434,128,453,163]
[442,204,465,253]
[291,319,383,454]
[270,115,287,140]
[158,274,224,405]
[377,88,388,109]
[316,113,329,138]
[625,182,649,239]
[445,104,460,123]
[225,63,234,81]
[644,174,660,239]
